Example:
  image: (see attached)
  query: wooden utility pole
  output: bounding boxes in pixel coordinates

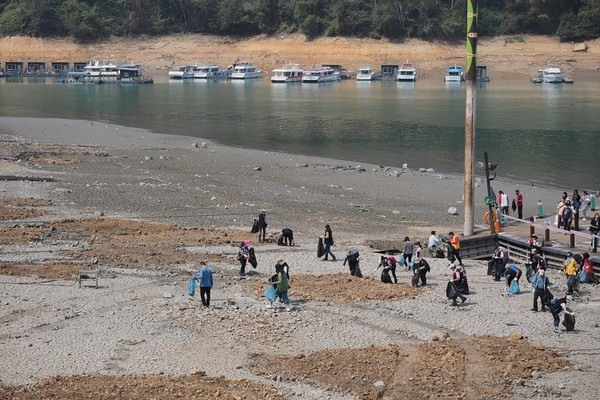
[463,0,478,237]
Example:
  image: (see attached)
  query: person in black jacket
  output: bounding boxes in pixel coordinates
[323,224,336,261]
[257,210,268,242]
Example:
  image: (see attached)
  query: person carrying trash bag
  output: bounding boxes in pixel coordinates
[237,240,250,276]
[550,295,574,333]
[343,250,362,277]
[375,257,395,284]
[415,258,430,286]
[447,263,467,306]
[504,264,522,293]
[376,255,398,283]
[530,268,551,312]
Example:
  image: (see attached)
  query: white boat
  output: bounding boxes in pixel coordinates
[444,65,464,82]
[230,62,262,79]
[193,64,231,79]
[397,61,418,81]
[168,65,196,79]
[302,66,340,83]
[356,66,377,81]
[83,60,119,80]
[542,66,563,83]
[271,64,304,83]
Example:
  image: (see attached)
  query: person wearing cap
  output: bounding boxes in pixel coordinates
[531,249,547,272]
[237,240,250,276]
[257,210,268,243]
[428,231,439,256]
[562,252,580,295]
[549,295,574,333]
[447,263,467,306]
[514,190,524,219]
[323,224,336,261]
[531,268,551,312]
[193,261,214,307]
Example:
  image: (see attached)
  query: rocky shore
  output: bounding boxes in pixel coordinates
[1,117,599,399]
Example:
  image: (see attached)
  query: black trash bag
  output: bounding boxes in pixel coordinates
[251,218,259,233]
[352,264,363,278]
[487,258,497,276]
[248,247,258,269]
[457,276,470,295]
[411,273,420,287]
[381,268,393,284]
[446,281,458,299]
[317,237,325,258]
[526,263,534,283]
[420,259,431,273]
[277,234,285,246]
[436,249,446,259]
[562,307,576,331]
[543,289,554,308]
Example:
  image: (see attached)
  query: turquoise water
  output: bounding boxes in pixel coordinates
[1,76,598,190]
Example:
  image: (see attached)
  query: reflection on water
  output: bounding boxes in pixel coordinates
[0,77,598,189]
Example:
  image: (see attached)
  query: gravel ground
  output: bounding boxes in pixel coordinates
[1,117,599,399]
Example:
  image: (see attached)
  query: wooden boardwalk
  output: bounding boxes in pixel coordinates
[460,214,599,272]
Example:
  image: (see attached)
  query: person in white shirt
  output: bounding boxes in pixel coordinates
[428,231,439,256]
[498,190,510,215]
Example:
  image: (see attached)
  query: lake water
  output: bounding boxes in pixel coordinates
[1,76,598,190]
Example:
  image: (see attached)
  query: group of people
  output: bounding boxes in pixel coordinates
[555,190,595,231]
[497,189,524,219]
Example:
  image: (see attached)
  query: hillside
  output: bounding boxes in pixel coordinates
[1,34,599,79]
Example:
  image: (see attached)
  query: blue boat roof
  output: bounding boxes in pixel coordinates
[448,66,463,72]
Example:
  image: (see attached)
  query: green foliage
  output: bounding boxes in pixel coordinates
[0,0,598,42]
[0,7,25,35]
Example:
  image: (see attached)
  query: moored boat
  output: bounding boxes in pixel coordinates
[302,66,340,83]
[444,65,464,82]
[397,61,418,81]
[83,60,119,81]
[168,65,196,79]
[193,64,231,79]
[542,66,563,83]
[230,62,262,79]
[271,64,304,83]
[356,66,378,81]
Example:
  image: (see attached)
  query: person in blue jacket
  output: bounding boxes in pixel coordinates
[194,261,214,307]
[504,264,522,292]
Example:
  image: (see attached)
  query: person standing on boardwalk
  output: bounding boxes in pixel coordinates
[562,200,573,231]
[448,232,463,266]
[590,213,600,252]
[323,224,336,261]
[257,210,268,242]
[498,190,510,215]
[581,191,591,221]
[514,190,524,219]
[193,261,213,308]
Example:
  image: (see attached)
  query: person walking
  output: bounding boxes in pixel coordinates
[237,240,250,276]
[448,232,463,266]
[323,224,336,261]
[549,295,574,333]
[531,268,550,312]
[562,252,580,295]
[514,190,524,219]
[402,237,414,270]
[267,264,291,311]
[447,264,467,306]
[257,210,268,242]
[193,261,214,307]
[581,191,591,221]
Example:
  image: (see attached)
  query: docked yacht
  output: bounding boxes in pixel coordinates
[83,60,119,80]
[542,66,563,83]
[302,66,340,83]
[444,65,464,82]
[356,66,378,81]
[230,62,262,79]
[271,64,304,83]
[168,65,196,79]
[397,61,418,81]
[193,64,231,79]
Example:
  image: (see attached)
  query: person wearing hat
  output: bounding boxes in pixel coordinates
[531,268,551,312]
[193,261,214,308]
[257,210,268,243]
[237,240,250,276]
[447,263,467,306]
[323,224,336,261]
[549,295,574,333]
[562,251,580,295]
[531,249,547,273]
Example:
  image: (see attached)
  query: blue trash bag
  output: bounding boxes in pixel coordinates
[264,284,277,303]
[509,280,520,294]
[579,269,588,283]
[188,278,196,297]
[397,254,405,267]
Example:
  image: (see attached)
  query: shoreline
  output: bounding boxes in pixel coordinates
[1,116,599,399]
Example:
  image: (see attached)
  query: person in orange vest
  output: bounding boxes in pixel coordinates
[448,232,462,266]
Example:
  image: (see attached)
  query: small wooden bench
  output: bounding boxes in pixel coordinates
[76,269,99,288]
